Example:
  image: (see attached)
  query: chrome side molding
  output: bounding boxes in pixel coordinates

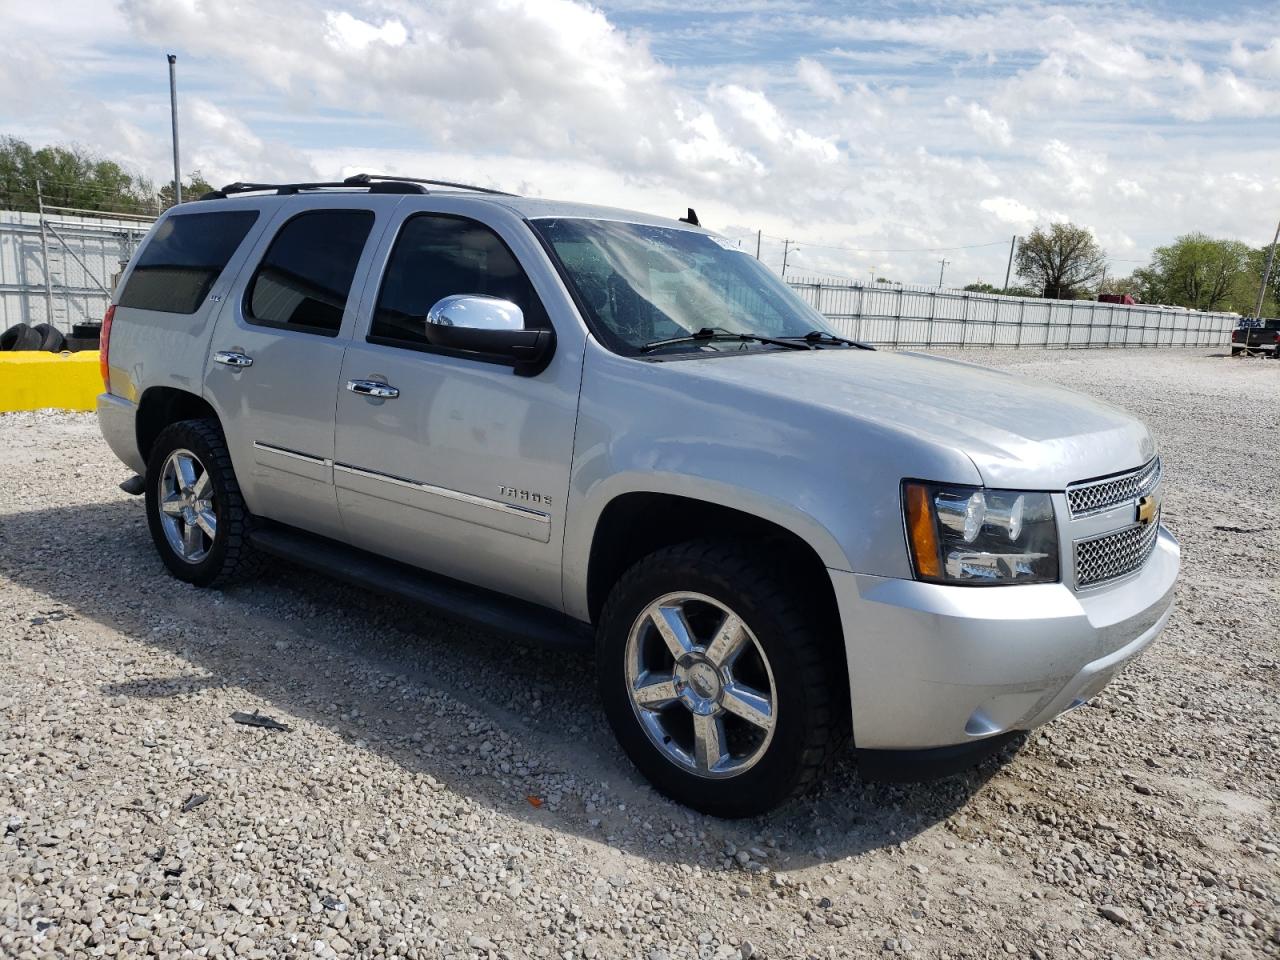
[332,462,551,524]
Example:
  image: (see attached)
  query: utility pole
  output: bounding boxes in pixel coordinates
[755,229,761,261]
[781,239,794,278]
[1003,235,1017,291]
[36,179,53,322]
[167,54,182,205]
[1253,218,1280,319]
[937,258,950,287]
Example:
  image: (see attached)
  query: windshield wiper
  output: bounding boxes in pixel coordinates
[639,326,812,354]
[781,330,876,350]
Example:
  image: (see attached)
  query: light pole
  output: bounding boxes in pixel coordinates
[167,54,182,205]
[937,258,950,287]
[1254,218,1280,319]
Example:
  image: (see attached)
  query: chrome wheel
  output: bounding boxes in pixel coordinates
[157,448,216,564]
[625,591,777,779]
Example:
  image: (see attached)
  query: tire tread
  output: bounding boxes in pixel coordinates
[597,539,849,816]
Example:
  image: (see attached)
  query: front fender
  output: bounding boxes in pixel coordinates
[561,467,851,621]
[561,343,982,621]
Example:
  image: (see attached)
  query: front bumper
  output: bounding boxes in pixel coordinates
[830,526,1179,751]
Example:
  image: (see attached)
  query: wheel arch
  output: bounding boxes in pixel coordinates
[135,387,220,466]
[583,491,846,649]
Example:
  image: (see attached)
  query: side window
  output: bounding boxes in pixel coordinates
[245,209,375,336]
[118,210,259,314]
[370,214,548,348]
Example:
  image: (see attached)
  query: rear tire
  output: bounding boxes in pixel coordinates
[596,540,848,817]
[144,419,262,588]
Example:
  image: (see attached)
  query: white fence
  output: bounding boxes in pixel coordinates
[0,210,154,334]
[0,209,1239,349]
[787,276,1238,349]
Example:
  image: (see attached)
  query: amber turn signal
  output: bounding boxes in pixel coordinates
[904,482,942,579]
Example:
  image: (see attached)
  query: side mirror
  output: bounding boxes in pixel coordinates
[424,294,556,376]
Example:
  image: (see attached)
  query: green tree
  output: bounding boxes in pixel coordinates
[1099,274,1145,301]
[1239,244,1280,318]
[963,282,1000,294]
[1015,223,1107,299]
[0,135,156,215]
[1139,233,1253,312]
[158,171,217,209]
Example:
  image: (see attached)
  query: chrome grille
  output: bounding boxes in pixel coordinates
[1067,457,1161,518]
[1074,511,1161,587]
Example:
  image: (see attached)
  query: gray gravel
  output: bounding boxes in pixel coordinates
[1,347,1277,959]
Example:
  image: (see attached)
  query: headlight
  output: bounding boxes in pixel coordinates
[903,481,1059,585]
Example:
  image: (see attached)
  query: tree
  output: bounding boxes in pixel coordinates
[1015,223,1107,299]
[963,282,1000,294]
[1240,243,1280,317]
[158,171,217,209]
[1136,233,1253,312]
[1100,274,1145,301]
[0,135,157,215]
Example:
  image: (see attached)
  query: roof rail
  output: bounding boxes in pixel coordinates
[201,179,428,200]
[199,173,516,201]
[343,173,517,196]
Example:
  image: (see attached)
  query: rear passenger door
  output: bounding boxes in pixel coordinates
[203,195,395,542]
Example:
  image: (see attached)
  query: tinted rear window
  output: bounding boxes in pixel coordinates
[118,210,259,314]
[246,210,375,335]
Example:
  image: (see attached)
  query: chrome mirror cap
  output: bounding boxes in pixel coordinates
[426,294,524,331]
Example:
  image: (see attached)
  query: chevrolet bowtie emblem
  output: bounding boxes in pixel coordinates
[1136,494,1158,525]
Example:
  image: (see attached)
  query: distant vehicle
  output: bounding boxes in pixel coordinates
[1098,293,1136,305]
[96,174,1179,816]
[1231,318,1280,357]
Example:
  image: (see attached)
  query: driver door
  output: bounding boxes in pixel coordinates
[333,205,581,611]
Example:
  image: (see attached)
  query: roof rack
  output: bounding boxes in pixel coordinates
[199,173,516,201]
[345,173,517,196]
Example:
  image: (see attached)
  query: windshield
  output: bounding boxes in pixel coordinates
[531,218,838,356]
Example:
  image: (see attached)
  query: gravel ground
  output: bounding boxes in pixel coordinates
[1,347,1277,960]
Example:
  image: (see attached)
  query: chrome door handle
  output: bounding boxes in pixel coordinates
[346,379,399,399]
[213,351,253,368]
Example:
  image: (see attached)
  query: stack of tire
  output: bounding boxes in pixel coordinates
[0,321,100,353]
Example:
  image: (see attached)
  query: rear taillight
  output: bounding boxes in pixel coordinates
[1231,329,1243,342]
[100,304,115,392]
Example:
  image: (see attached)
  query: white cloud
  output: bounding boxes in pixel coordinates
[323,11,408,51]
[980,196,1038,226]
[796,57,842,103]
[0,0,1276,287]
[948,98,1013,147]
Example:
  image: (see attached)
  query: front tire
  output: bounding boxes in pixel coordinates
[597,540,848,817]
[144,419,261,587]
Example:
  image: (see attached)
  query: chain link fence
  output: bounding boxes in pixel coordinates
[787,276,1238,349]
[0,210,154,334]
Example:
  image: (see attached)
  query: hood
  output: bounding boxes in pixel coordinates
[664,348,1156,490]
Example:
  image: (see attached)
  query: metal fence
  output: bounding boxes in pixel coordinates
[0,208,1239,349]
[0,209,154,334]
[787,276,1238,349]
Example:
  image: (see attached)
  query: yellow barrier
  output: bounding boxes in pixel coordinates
[0,351,101,413]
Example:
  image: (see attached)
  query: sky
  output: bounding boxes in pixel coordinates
[2,0,1278,286]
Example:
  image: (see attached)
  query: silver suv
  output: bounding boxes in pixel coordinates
[97,174,1179,816]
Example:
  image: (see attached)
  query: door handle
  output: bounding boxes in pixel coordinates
[346,379,399,399]
[213,351,254,368]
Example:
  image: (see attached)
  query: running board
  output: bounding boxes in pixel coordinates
[248,521,592,649]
